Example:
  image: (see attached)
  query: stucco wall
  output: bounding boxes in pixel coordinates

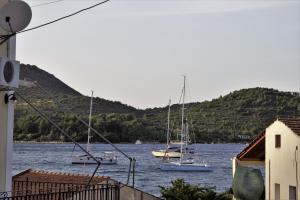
[120,186,161,200]
[265,120,299,200]
[0,0,8,57]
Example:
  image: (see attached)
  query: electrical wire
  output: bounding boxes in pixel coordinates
[18,0,110,34]
[31,0,65,8]
[0,0,111,46]
[15,91,101,188]
[29,81,136,186]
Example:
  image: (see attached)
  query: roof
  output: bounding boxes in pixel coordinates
[278,118,300,135]
[236,117,300,161]
[237,131,265,161]
[13,169,110,185]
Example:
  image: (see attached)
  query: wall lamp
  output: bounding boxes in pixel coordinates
[4,93,16,104]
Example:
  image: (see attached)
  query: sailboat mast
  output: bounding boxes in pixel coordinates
[87,91,93,153]
[180,76,186,163]
[167,100,171,148]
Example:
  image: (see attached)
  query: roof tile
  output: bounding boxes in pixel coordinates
[278,118,300,135]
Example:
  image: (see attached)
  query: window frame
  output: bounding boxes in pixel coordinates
[275,134,281,148]
[289,185,296,200]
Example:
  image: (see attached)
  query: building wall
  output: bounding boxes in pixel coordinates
[120,186,161,200]
[265,120,300,200]
[0,0,9,57]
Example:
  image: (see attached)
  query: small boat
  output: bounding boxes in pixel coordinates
[160,161,212,172]
[152,146,181,158]
[160,76,212,172]
[71,91,117,165]
[169,140,184,145]
[72,152,117,165]
[152,100,185,158]
[135,140,142,144]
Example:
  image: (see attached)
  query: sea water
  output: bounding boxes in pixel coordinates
[13,143,245,197]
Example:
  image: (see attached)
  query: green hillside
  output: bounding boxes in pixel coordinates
[14,64,300,143]
[144,88,300,142]
[17,64,138,116]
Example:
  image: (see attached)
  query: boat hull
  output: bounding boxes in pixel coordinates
[151,150,181,158]
[160,162,212,172]
[71,155,117,165]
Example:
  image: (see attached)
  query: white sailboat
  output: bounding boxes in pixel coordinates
[135,140,142,144]
[152,100,182,158]
[160,76,212,171]
[71,91,117,165]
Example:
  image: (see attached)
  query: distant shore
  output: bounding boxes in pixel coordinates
[13,140,159,144]
[14,141,66,144]
[13,140,247,145]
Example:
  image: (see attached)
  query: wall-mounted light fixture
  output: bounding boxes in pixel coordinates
[4,93,16,104]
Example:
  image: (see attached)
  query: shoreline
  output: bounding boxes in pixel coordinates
[13,141,248,145]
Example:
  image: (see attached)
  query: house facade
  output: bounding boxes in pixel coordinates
[232,118,300,200]
[265,119,299,200]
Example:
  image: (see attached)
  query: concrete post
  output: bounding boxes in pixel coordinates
[0,91,15,192]
[232,157,238,200]
[0,0,16,193]
[232,157,238,178]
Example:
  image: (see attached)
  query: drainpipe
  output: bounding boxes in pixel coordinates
[295,146,298,200]
[269,159,271,200]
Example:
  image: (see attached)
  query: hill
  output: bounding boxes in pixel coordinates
[17,64,138,116]
[144,88,300,142]
[13,64,300,143]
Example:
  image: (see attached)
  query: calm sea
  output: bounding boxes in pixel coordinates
[13,143,245,197]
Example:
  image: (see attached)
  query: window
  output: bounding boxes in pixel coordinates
[289,186,296,200]
[275,183,280,200]
[275,135,281,148]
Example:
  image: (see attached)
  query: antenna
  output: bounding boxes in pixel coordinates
[0,1,32,32]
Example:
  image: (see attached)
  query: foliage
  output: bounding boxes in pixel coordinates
[15,64,300,143]
[14,113,164,143]
[159,179,232,200]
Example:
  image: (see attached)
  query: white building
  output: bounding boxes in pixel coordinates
[232,118,300,200]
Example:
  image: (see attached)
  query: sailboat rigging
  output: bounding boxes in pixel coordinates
[152,99,181,158]
[71,91,117,165]
[160,76,212,171]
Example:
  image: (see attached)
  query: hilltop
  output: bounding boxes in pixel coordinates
[145,88,300,142]
[14,64,300,143]
[17,64,138,116]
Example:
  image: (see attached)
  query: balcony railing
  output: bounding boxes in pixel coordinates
[0,180,120,200]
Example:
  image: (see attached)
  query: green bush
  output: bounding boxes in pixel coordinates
[160,179,232,200]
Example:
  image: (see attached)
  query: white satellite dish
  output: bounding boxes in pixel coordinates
[0,0,32,32]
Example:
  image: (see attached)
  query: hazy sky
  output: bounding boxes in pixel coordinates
[16,0,300,108]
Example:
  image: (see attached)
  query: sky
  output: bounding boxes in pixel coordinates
[15,0,300,109]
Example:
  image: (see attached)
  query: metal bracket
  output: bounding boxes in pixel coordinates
[4,93,16,104]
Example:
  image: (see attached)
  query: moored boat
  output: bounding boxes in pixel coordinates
[71,91,118,165]
[160,161,212,171]
[72,152,117,165]
[160,76,212,172]
[152,100,186,158]
[152,147,181,158]
[135,140,142,144]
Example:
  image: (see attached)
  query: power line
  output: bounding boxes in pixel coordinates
[15,91,101,188]
[19,0,110,34]
[0,0,110,42]
[29,81,136,187]
[31,0,65,8]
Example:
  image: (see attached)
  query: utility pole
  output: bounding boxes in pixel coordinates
[0,0,17,193]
